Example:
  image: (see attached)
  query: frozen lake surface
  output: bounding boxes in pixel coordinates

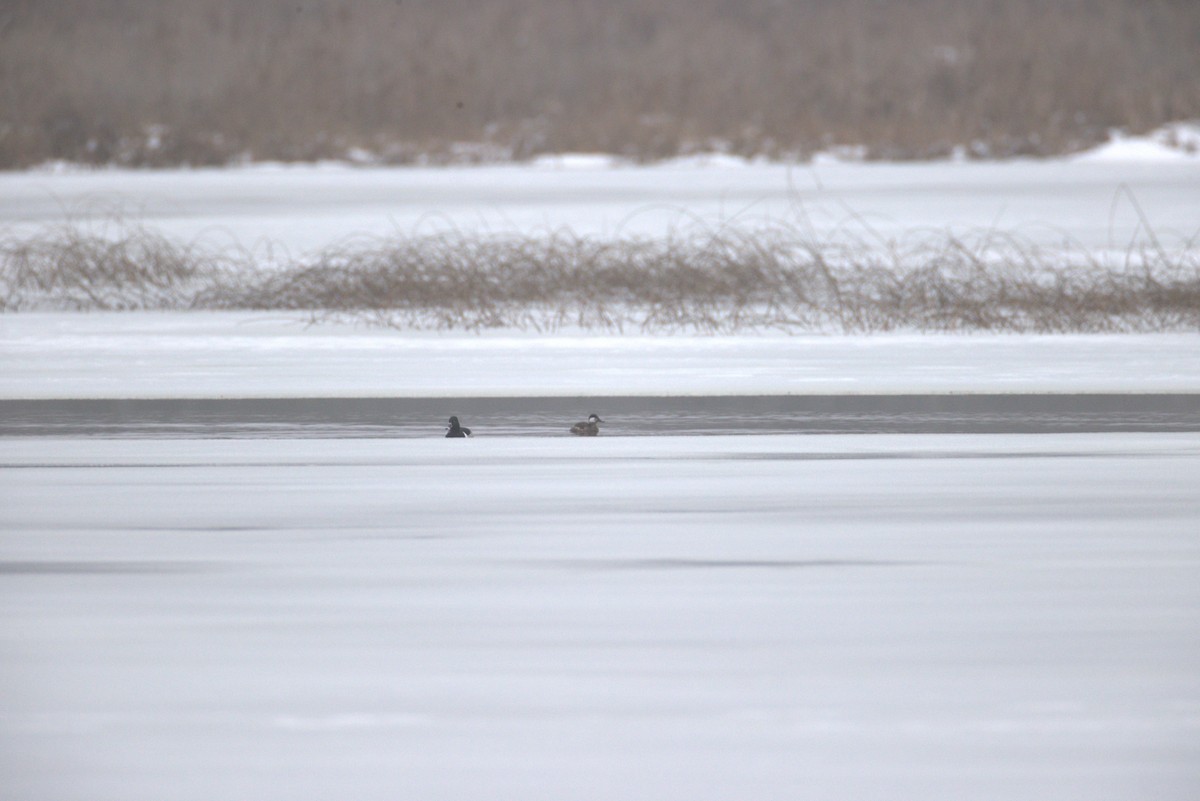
[2,433,1199,800]
[4,314,1200,399]
[2,153,1198,799]
[3,158,1198,254]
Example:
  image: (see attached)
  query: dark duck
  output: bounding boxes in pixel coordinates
[569,413,604,436]
[445,416,472,438]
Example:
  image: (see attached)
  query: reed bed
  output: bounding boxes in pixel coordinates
[2,221,1197,333]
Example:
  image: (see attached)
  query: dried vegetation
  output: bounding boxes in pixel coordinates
[2,0,1198,167]
[3,218,1197,333]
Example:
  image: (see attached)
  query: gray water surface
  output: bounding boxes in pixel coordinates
[4,394,1198,438]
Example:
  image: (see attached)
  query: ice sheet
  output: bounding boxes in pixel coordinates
[2,312,1198,398]
[2,434,1198,800]
[2,158,1198,254]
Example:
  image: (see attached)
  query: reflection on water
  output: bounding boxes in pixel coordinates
[3,394,1199,438]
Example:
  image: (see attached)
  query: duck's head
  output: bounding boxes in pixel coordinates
[447,416,461,428]
[588,414,603,423]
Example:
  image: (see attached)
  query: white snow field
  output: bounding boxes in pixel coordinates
[1,434,1199,801]
[2,152,1198,254]
[3,313,1200,399]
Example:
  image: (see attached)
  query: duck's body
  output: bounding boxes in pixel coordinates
[570,413,604,436]
[445,416,472,438]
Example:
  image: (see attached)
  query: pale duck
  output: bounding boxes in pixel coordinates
[570,413,604,436]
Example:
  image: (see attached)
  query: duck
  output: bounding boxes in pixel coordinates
[569,413,604,436]
[445,416,472,438]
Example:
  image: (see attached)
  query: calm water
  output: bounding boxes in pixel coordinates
[3,394,1198,438]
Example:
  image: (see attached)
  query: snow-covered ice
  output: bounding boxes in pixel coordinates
[1,434,1198,800]
[3,312,1199,399]
[2,157,1198,255]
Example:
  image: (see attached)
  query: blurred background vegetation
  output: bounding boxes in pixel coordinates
[1,0,1198,168]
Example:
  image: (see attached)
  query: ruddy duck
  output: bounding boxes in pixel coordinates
[445,416,472,438]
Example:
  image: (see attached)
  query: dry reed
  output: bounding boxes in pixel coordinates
[2,219,1197,333]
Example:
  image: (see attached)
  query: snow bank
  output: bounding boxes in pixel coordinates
[1074,122,1200,163]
